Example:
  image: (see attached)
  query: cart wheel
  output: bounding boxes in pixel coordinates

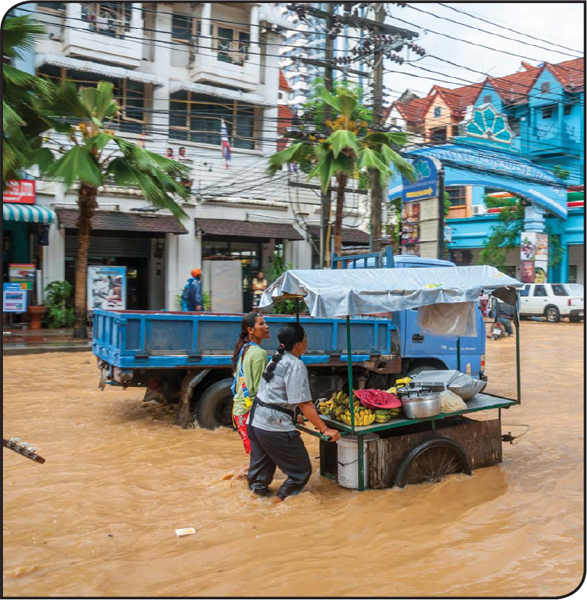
[394,438,472,488]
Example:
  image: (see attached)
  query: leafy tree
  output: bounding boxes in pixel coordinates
[479,195,562,270]
[552,165,570,182]
[268,85,414,261]
[44,281,75,328]
[2,15,51,187]
[31,81,190,338]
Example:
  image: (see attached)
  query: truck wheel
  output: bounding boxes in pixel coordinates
[570,315,581,323]
[194,378,235,430]
[545,306,560,323]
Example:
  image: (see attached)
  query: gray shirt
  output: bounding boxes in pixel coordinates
[249,351,313,432]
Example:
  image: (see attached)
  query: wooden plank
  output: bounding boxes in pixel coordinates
[367,417,502,489]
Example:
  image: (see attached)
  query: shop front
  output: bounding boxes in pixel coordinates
[195,218,304,312]
[3,181,56,321]
[56,209,187,311]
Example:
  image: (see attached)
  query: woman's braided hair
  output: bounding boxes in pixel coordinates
[262,323,305,382]
[232,312,260,374]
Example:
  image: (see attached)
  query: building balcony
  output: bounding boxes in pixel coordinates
[528,124,583,156]
[63,3,143,69]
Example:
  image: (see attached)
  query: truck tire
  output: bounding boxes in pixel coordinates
[544,306,560,323]
[194,378,235,430]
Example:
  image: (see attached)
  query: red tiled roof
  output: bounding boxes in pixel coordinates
[279,71,292,92]
[393,95,434,124]
[277,104,294,150]
[56,209,187,234]
[547,58,585,91]
[195,218,304,241]
[433,83,484,116]
[488,67,543,105]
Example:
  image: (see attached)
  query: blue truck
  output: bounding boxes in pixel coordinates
[92,249,486,429]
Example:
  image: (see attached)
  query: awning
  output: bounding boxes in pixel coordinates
[169,80,275,108]
[306,225,370,245]
[260,265,523,317]
[36,54,166,87]
[56,209,187,234]
[195,218,304,241]
[3,203,55,224]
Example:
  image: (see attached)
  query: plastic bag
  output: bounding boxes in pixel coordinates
[439,389,467,414]
[417,301,478,337]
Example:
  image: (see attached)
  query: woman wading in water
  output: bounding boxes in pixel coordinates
[231,313,270,478]
[247,323,340,503]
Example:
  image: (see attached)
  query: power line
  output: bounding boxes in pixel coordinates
[405,3,583,60]
[438,3,584,56]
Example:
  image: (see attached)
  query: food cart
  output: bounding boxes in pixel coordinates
[260,265,523,491]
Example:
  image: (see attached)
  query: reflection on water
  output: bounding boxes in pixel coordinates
[3,322,584,597]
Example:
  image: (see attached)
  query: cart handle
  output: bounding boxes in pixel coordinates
[296,423,347,442]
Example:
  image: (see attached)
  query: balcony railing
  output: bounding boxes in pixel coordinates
[81,3,131,39]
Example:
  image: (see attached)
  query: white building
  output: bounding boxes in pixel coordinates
[30,2,367,312]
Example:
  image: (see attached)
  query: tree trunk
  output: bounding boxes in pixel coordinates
[370,168,383,253]
[333,173,347,264]
[73,183,98,339]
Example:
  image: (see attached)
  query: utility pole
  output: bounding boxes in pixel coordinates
[321,3,335,268]
[369,2,385,253]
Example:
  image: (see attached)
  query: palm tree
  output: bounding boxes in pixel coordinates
[31,80,190,338]
[3,15,51,187]
[268,86,415,261]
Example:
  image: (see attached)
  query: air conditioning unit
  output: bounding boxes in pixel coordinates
[472,204,487,216]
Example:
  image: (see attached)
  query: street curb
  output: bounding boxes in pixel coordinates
[3,345,92,356]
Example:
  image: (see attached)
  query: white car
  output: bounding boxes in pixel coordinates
[519,283,584,323]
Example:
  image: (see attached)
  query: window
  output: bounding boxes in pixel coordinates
[81,3,132,38]
[564,104,573,115]
[509,117,520,136]
[534,285,547,297]
[446,186,466,207]
[38,65,147,134]
[542,106,554,119]
[215,25,250,65]
[38,2,65,11]
[520,285,530,297]
[430,127,447,143]
[551,284,568,296]
[170,92,256,150]
[434,106,441,117]
[483,94,492,103]
[172,13,200,43]
[540,82,550,93]
[569,265,578,283]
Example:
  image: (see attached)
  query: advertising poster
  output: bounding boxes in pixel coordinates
[3,179,35,204]
[3,283,27,313]
[9,263,36,290]
[87,266,126,311]
[401,201,420,255]
[520,232,548,283]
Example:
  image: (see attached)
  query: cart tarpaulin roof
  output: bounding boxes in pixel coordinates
[260,265,523,317]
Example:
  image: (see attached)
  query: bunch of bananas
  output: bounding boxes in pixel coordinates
[386,377,412,396]
[340,406,376,427]
[318,390,350,418]
[374,408,402,423]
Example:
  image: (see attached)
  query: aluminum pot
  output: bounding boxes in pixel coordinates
[401,393,441,419]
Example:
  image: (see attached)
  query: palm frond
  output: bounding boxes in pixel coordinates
[45,145,103,189]
[326,129,360,160]
[2,15,45,60]
[379,145,415,181]
[42,81,91,120]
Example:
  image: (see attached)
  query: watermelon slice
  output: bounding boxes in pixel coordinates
[354,389,402,410]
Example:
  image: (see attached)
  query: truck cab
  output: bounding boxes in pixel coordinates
[334,249,486,378]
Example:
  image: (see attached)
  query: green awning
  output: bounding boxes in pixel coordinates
[3,203,55,224]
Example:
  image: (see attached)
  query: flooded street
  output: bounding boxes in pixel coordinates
[3,321,584,597]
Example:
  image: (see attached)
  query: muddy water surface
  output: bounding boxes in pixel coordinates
[3,321,584,597]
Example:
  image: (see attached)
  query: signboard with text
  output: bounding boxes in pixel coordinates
[9,263,36,291]
[3,283,27,313]
[3,180,35,204]
[401,156,438,203]
[520,232,548,283]
[88,266,126,311]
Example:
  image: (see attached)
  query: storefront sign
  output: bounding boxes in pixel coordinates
[401,156,438,203]
[88,266,126,311]
[520,232,549,283]
[3,180,36,204]
[3,283,27,313]
[9,263,36,290]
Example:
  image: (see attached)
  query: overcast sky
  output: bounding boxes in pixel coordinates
[378,2,585,102]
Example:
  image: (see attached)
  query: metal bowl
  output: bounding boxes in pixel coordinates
[401,393,441,419]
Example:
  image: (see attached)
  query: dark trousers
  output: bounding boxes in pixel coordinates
[247,424,312,500]
[497,317,513,336]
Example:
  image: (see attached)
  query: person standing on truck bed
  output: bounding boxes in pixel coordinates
[181,268,203,312]
[247,323,340,503]
[231,312,271,477]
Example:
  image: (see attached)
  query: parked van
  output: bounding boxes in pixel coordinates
[519,283,584,322]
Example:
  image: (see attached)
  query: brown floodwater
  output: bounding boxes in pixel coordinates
[3,321,584,597]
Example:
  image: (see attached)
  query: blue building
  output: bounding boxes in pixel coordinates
[392,59,585,285]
